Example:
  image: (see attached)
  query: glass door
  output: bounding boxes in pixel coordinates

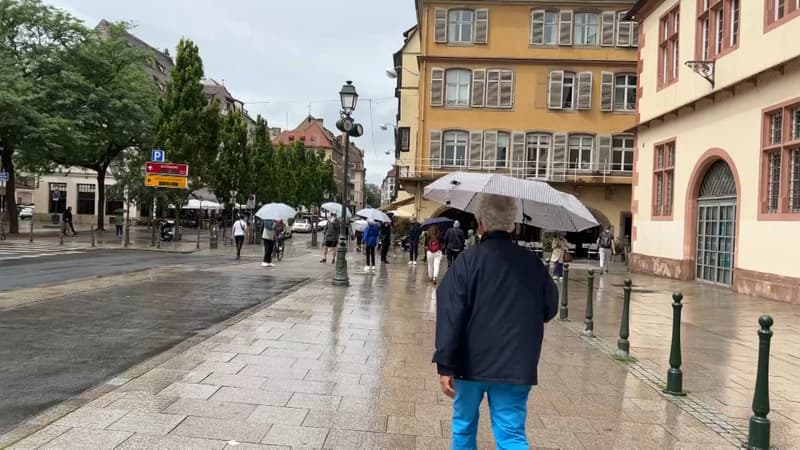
[696,200,736,286]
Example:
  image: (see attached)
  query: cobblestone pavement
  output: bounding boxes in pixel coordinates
[560,263,800,449]
[3,251,760,449]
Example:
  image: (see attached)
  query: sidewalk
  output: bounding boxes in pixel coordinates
[4,256,747,449]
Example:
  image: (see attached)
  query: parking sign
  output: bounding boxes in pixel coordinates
[151,149,165,162]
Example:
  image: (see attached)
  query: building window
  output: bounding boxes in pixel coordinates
[485,69,514,108]
[77,184,96,215]
[49,182,67,214]
[697,0,740,60]
[761,101,800,216]
[731,0,740,45]
[653,141,675,217]
[614,74,637,111]
[544,12,559,44]
[612,135,634,172]
[448,9,474,43]
[568,135,593,171]
[574,12,599,45]
[106,186,123,215]
[658,6,680,88]
[496,132,509,168]
[526,133,551,178]
[399,127,411,152]
[562,72,576,110]
[445,69,471,107]
[443,131,468,167]
[531,11,559,45]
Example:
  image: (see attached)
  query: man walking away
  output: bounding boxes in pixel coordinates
[321,214,340,263]
[114,210,124,237]
[443,220,465,266]
[262,218,276,267]
[434,193,559,449]
[407,216,422,266]
[63,207,77,235]
[362,219,380,273]
[379,220,392,264]
[597,226,615,274]
[233,214,247,260]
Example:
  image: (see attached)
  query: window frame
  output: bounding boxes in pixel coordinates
[525,132,552,179]
[562,71,576,110]
[443,130,469,167]
[496,132,510,168]
[759,98,800,219]
[77,183,96,215]
[613,73,637,112]
[573,12,600,46]
[444,68,471,107]
[696,0,741,61]
[531,10,559,46]
[611,134,635,172]
[653,139,676,219]
[48,182,67,214]
[447,9,475,44]
[658,5,680,90]
[485,69,514,109]
[568,134,594,171]
[765,0,800,31]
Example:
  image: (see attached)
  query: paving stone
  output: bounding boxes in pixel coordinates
[172,416,269,444]
[302,410,387,432]
[43,428,132,449]
[323,429,416,449]
[107,392,178,412]
[54,407,128,429]
[239,364,309,380]
[261,424,329,447]
[202,372,267,389]
[116,433,227,449]
[539,415,598,433]
[287,393,342,411]
[210,386,292,406]
[261,378,334,395]
[107,411,186,435]
[246,405,309,426]
[6,424,70,449]
[388,415,442,437]
[158,382,220,400]
[193,361,246,375]
[223,444,290,450]
[164,398,257,421]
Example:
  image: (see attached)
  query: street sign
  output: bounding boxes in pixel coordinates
[0,171,8,182]
[151,149,165,162]
[145,174,188,189]
[145,162,189,177]
[51,191,60,201]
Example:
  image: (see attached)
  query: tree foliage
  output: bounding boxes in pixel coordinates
[207,110,249,205]
[365,183,381,208]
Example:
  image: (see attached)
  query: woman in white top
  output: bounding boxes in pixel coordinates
[232,214,247,260]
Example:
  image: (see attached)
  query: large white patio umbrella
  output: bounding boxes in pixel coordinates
[321,202,352,219]
[423,172,599,232]
[255,203,297,221]
[182,199,223,210]
[356,208,391,223]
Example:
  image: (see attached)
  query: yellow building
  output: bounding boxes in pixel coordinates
[628,0,800,303]
[396,0,640,245]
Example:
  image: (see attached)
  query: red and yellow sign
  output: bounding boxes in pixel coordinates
[145,174,188,189]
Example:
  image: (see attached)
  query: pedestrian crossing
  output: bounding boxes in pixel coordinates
[0,241,89,262]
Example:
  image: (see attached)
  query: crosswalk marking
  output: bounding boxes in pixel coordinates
[0,242,90,262]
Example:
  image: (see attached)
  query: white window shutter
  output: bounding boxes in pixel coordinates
[531,10,545,45]
[486,70,499,108]
[511,132,526,173]
[475,9,489,44]
[600,72,614,112]
[616,12,632,47]
[559,10,573,45]
[548,70,564,110]
[577,71,593,110]
[601,11,616,46]
[434,8,448,43]
[598,135,612,174]
[431,68,445,107]
[429,130,443,169]
[500,70,514,108]
[471,69,486,108]
[469,131,483,169]
[483,131,498,170]
[631,22,640,47]
[552,133,568,176]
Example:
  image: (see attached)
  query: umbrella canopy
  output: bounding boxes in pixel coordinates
[352,219,368,232]
[420,217,453,231]
[321,202,352,219]
[182,199,223,210]
[356,208,391,223]
[423,172,599,232]
[255,203,297,221]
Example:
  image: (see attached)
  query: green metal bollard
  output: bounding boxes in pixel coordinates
[746,315,773,450]
[615,279,632,359]
[582,270,595,337]
[559,263,570,321]
[90,225,96,248]
[664,292,687,396]
[196,226,201,250]
[29,219,34,243]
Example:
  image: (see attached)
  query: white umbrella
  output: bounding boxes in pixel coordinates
[353,219,368,232]
[255,203,297,221]
[182,199,223,210]
[423,172,599,232]
[356,208,391,223]
[321,202,352,219]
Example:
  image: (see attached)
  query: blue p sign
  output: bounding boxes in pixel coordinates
[151,149,165,162]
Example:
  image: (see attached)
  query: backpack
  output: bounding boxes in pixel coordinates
[429,239,441,253]
[599,232,613,249]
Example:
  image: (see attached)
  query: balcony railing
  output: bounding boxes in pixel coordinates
[399,158,632,184]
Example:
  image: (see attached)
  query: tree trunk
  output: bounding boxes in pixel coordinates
[96,168,106,231]
[1,148,19,234]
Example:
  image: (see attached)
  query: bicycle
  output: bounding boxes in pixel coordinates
[274,232,286,261]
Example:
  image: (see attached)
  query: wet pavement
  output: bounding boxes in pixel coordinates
[6,246,797,449]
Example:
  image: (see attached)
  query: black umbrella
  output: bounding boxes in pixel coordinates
[421,217,453,231]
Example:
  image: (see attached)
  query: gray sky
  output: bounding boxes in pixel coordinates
[47,0,416,185]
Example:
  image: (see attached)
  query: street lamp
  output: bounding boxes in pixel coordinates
[332,81,364,287]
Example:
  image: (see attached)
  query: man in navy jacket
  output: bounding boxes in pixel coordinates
[434,193,558,449]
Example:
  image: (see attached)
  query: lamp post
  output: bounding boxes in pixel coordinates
[332,81,363,287]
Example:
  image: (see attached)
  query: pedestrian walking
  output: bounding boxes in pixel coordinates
[407,216,422,266]
[262,218,277,267]
[362,219,380,273]
[443,220,466,266]
[379,220,392,264]
[232,214,247,260]
[63,207,77,235]
[550,234,570,280]
[114,210,124,237]
[597,226,615,274]
[466,229,477,248]
[434,193,559,450]
[320,214,340,264]
[426,225,443,284]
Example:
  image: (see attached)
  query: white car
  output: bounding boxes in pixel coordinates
[292,220,312,233]
[18,206,34,220]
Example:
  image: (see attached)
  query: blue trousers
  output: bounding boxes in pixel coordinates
[451,380,531,450]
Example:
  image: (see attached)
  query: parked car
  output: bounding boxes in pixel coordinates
[292,220,312,233]
[18,206,34,220]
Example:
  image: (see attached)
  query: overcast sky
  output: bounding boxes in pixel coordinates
[47,0,416,185]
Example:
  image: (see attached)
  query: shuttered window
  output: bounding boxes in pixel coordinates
[431,68,445,107]
[469,131,484,169]
[559,10,573,45]
[496,132,510,168]
[429,130,443,168]
[445,69,471,107]
[616,12,635,47]
[443,131,469,167]
[552,134,568,176]
[526,133,551,179]
[483,131,497,169]
[486,69,513,108]
[614,73,637,111]
[600,71,614,111]
[448,10,474,43]
[601,11,616,46]
[531,10,559,45]
[475,9,489,44]
[611,135,634,172]
[576,71,593,110]
[434,8,448,43]
[568,135,594,171]
[574,13,599,45]
[471,69,486,108]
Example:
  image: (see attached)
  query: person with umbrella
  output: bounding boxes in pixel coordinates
[321,213,340,264]
[261,218,277,267]
[362,219,380,273]
[407,216,422,266]
[443,220,466,266]
[434,193,558,449]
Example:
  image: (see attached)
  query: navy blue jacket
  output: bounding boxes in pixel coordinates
[362,223,380,247]
[407,222,422,244]
[433,231,558,386]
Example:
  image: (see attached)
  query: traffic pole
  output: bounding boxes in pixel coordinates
[582,269,595,337]
[663,292,687,396]
[559,263,570,321]
[746,315,774,450]
[615,279,632,360]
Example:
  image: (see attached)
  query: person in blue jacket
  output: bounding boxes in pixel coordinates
[433,193,558,450]
[362,219,380,273]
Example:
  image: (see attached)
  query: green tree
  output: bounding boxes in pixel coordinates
[43,22,159,230]
[208,110,249,208]
[365,183,381,208]
[156,39,221,235]
[0,0,86,233]
[248,115,276,205]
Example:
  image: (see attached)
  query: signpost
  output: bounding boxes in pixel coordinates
[145,149,191,246]
[145,174,188,189]
[151,149,165,162]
